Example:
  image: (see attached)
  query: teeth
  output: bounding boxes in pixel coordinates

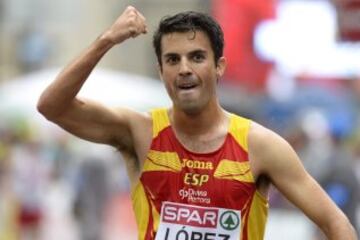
[179,83,196,89]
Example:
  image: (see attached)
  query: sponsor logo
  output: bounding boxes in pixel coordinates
[181,159,213,170]
[179,188,211,204]
[220,211,240,231]
[156,202,242,240]
[162,202,218,228]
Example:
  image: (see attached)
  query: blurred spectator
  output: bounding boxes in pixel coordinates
[73,158,110,240]
[0,131,18,240]
[11,139,47,240]
[5,119,49,240]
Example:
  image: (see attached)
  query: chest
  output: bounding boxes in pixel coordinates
[140,122,255,208]
[175,133,227,154]
[140,147,255,210]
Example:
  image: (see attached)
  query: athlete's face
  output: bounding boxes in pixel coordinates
[159,31,226,114]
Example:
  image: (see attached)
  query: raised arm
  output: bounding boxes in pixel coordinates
[249,122,357,240]
[37,6,148,150]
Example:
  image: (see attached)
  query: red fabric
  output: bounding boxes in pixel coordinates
[212,0,276,92]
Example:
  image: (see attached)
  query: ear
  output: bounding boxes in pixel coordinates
[216,57,226,79]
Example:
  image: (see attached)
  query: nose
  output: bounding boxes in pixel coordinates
[179,58,192,77]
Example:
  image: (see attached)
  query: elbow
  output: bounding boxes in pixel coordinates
[36,96,59,121]
[36,98,51,119]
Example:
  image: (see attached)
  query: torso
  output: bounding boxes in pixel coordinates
[128,108,269,240]
[122,109,270,196]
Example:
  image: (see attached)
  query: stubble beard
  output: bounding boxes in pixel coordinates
[175,94,211,116]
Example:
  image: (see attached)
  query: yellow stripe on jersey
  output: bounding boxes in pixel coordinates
[143,150,182,172]
[229,114,251,151]
[131,183,150,240]
[151,108,170,138]
[152,202,161,233]
[247,191,269,240]
[214,160,254,183]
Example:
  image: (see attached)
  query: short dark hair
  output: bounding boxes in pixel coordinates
[153,11,224,66]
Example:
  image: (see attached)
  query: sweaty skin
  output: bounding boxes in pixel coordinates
[37,6,358,240]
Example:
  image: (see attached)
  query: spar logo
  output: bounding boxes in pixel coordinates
[220,211,240,230]
[156,202,242,240]
[162,202,218,228]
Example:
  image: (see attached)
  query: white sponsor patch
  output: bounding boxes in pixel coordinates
[155,202,241,240]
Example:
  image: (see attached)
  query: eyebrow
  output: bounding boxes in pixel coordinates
[188,49,207,56]
[163,53,178,59]
[163,49,208,58]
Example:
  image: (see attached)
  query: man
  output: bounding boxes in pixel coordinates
[37,6,357,240]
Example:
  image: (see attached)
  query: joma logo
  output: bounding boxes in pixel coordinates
[181,159,213,170]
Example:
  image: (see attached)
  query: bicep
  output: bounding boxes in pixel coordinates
[53,98,133,148]
[250,127,341,229]
[268,150,336,226]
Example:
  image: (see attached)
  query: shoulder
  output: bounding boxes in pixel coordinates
[248,121,298,176]
[248,121,287,152]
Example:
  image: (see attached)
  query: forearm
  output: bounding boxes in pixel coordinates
[37,34,114,119]
[37,6,146,121]
[322,214,357,240]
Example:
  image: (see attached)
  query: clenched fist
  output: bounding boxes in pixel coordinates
[102,6,147,45]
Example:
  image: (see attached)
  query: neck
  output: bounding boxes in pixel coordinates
[170,99,226,136]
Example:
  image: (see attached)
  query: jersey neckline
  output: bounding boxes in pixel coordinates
[165,109,235,157]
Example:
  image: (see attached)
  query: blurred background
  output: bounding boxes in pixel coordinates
[0,0,360,239]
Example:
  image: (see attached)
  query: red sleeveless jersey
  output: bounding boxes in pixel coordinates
[131,108,268,240]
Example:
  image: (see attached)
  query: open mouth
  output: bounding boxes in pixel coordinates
[178,82,198,90]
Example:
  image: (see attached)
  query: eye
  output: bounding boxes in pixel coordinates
[165,55,179,65]
[192,53,205,62]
